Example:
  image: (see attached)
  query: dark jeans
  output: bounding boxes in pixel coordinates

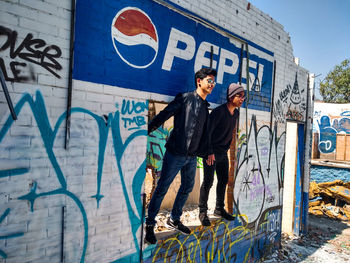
[199,153,228,213]
[146,150,197,226]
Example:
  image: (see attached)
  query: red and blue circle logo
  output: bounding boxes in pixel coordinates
[111,7,159,68]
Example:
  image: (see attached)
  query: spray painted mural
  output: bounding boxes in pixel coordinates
[313,102,350,154]
[0,89,149,262]
[0,87,285,263]
[0,92,284,262]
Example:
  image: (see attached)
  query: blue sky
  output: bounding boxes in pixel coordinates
[248,0,350,99]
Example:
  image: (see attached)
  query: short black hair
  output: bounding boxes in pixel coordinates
[195,68,217,87]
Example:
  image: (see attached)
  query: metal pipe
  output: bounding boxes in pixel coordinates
[245,43,250,158]
[139,193,146,263]
[301,74,312,234]
[229,44,245,213]
[210,45,213,69]
[61,206,65,262]
[239,44,244,85]
[236,44,244,136]
[64,0,76,149]
[269,60,277,129]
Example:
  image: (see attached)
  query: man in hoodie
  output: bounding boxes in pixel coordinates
[198,83,245,226]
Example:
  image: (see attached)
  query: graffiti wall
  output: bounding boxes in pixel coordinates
[0,89,148,262]
[143,114,284,262]
[273,71,308,124]
[234,116,285,227]
[0,0,311,262]
[313,102,350,154]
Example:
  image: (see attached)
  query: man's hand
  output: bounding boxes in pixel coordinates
[206,154,215,166]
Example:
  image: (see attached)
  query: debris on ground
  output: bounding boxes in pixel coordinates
[259,215,350,262]
[309,180,350,221]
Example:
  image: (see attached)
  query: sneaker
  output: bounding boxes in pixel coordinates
[166,217,191,235]
[214,209,236,221]
[199,212,211,226]
[145,225,157,244]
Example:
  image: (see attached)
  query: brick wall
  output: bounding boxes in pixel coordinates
[0,0,311,262]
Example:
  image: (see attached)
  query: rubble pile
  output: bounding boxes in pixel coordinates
[260,222,350,263]
[309,180,350,221]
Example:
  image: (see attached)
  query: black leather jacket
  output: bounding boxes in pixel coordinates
[148,91,210,157]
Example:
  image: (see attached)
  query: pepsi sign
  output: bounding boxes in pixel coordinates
[111,7,158,68]
[73,0,274,109]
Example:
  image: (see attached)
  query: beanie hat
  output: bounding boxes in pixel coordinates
[227,83,244,101]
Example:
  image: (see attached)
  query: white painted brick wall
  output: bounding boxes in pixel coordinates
[0,0,311,262]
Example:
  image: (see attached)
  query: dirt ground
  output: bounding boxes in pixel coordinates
[260,214,350,262]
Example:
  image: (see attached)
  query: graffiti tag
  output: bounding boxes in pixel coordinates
[0,25,62,81]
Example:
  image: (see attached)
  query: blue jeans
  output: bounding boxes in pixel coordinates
[146,150,197,226]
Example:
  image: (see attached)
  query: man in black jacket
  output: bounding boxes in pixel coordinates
[145,68,217,244]
[198,83,245,226]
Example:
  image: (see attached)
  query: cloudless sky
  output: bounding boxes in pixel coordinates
[248,0,350,99]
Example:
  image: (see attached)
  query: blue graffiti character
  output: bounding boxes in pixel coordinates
[318,116,337,153]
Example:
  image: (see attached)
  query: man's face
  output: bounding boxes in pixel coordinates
[197,75,216,95]
[231,91,245,107]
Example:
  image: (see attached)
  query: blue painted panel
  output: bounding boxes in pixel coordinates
[293,124,305,235]
[73,0,274,107]
[301,191,309,234]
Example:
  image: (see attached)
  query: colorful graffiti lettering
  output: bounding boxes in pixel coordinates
[146,209,281,263]
[149,218,252,263]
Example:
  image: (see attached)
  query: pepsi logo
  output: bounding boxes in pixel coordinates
[111,7,159,68]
